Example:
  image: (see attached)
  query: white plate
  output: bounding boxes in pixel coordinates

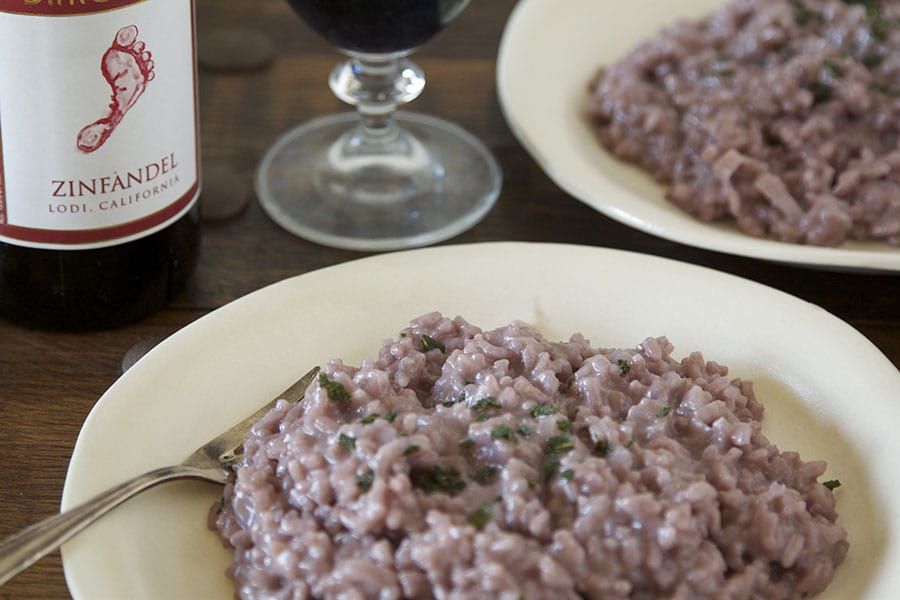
[61,242,900,599]
[496,0,900,272]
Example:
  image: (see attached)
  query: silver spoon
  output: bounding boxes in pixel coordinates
[0,367,319,587]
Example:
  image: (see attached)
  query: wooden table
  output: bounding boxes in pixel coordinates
[0,1,896,597]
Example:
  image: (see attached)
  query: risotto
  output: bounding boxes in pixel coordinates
[587,0,900,246]
[212,312,848,599]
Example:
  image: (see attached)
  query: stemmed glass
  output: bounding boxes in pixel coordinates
[256,0,502,251]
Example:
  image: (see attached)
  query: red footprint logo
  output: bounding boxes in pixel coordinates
[77,25,155,153]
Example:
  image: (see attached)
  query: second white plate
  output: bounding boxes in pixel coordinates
[497,0,900,272]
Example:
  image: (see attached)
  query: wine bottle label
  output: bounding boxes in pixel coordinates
[0,0,200,250]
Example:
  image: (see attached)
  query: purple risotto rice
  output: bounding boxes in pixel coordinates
[587,0,900,246]
[212,313,847,599]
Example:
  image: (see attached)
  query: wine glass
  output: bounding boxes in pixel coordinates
[256,0,502,251]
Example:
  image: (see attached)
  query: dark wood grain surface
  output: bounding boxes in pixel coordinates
[0,0,897,598]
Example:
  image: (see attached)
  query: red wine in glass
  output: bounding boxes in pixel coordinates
[286,0,470,53]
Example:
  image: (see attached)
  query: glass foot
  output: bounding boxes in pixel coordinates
[256,112,501,251]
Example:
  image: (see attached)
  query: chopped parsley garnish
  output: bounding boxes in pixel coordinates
[491,424,518,444]
[444,391,466,407]
[473,396,500,411]
[862,53,884,69]
[403,445,421,456]
[357,469,375,492]
[868,4,899,42]
[384,411,397,423]
[556,419,574,433]
[823,59,843,78]
[560,469,575,481]
[338,433,356,450]
[525,477,537,490]
[789,0,821,25]
[421,335,446,353]
[546,435,574,455]
[318,373,351,404]
[472,397,501,421]
[813,82,833,104]
[617,358,631,374]
[657,406,672,418]
[844,0,900,41]
[709,66,735,78]
[468,499,496,529]
[472,465,499,485]
[459,438,475,450]
[542,458,560,483]
[559,376,574,392]
[593,439,612,456]
[411,465,466,495]
[624,438,635,449]
[530,404,557,418]
[709,55,735,77]
[823,479,842,490]
[874,82,900,98]
[517,423,533,438]
[360,413,379,424]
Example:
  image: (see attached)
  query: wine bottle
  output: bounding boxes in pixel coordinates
[0,0,201,331]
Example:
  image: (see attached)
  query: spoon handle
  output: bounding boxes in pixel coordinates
[0,464,205,587]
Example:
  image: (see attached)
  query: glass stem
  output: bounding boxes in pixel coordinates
[329,53,425,149]
[354,56,400,144]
